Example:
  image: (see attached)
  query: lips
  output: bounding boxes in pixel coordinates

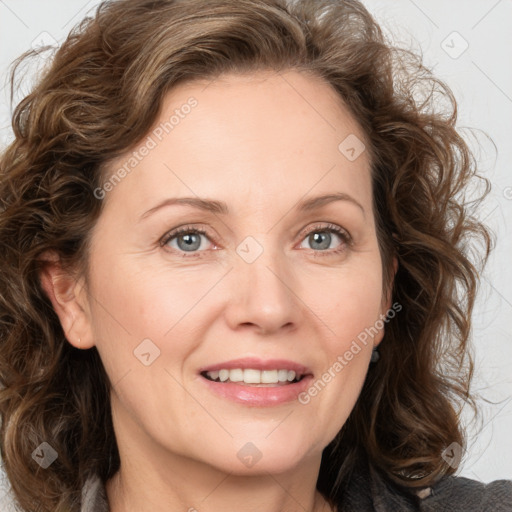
[200,373,314,406]
[198,357,314,406]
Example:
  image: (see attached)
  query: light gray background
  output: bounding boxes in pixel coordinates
[0,0,511,508]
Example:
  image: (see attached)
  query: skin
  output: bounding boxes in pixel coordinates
[40,69,397,512]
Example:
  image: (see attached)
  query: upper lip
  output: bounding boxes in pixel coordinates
[199,357,312,377]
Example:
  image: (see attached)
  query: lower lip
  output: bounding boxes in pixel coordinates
[200,374,314,406]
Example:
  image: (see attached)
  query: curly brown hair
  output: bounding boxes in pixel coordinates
[0,0,493,510]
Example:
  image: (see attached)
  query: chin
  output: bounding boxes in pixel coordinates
[200,433,319,476]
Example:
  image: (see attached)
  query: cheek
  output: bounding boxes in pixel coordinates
[89,251,206,337]
[298,254,383,422]
[301,294,380,447]
[87,256,219,380]
[311,257,384,347]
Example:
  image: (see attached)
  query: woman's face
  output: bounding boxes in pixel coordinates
[72,70,394,475]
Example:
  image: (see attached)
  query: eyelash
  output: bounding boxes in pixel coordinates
[159,223,352,259]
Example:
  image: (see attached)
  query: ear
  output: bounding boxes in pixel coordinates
[38,250,95,349]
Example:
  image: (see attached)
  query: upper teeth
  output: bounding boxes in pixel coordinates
[206,369,298,384]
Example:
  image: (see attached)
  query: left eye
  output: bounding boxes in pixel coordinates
[298,226,349,252]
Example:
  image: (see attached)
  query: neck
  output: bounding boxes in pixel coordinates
[105,447,335,512]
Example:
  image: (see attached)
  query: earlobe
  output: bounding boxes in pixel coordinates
[38,250,95,349]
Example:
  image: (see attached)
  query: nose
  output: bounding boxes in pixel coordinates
[223,238,302,336]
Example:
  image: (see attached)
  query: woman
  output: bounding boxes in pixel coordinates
[0,0,510,511]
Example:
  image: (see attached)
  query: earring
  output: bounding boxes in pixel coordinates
[370,347,380,363]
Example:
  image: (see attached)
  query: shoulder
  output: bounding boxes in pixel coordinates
[418,474,512,512]
[336,458,512,512]
[83,468,512,512]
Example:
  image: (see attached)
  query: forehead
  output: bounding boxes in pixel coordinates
[101,70,372,217]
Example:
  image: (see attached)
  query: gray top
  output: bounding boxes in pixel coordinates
[81,463,512,512]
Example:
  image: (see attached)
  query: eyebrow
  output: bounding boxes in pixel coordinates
[138,192,365,222]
